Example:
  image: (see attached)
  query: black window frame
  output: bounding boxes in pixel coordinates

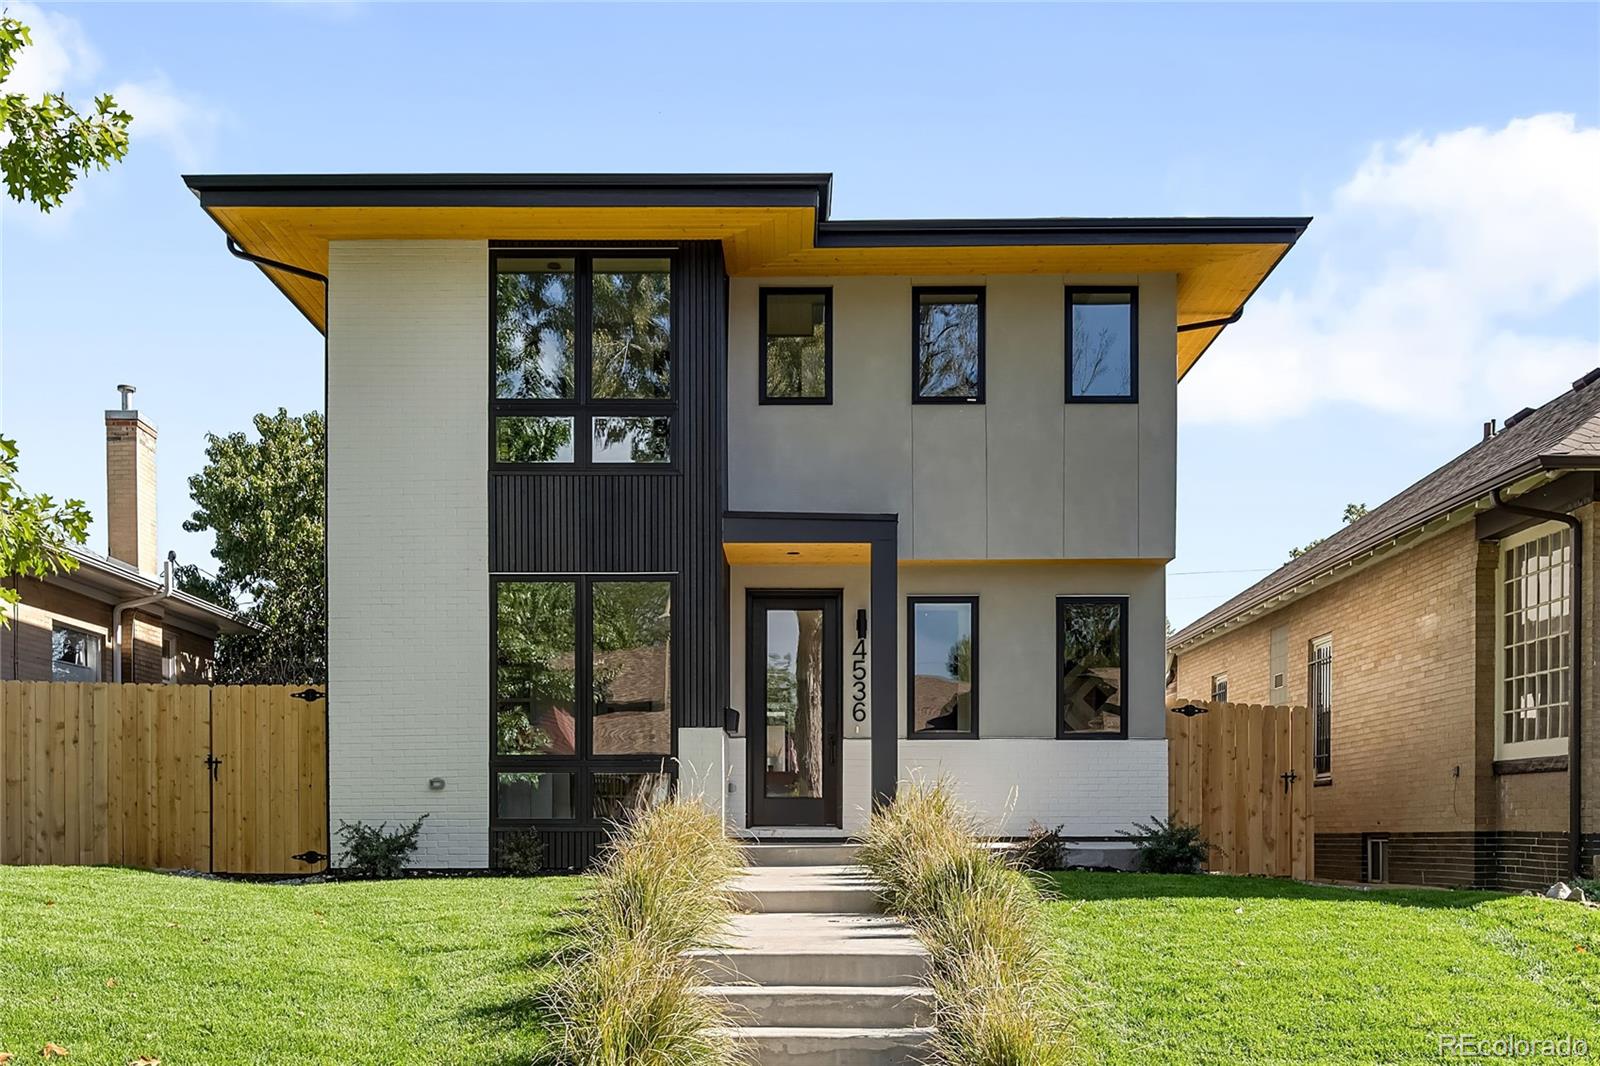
[905,596,980,739]
[1065,286,1139,405]
[489,249,679,472]
[911,286,986,405]
[759,287,834,406]
[489,573,677,829]
[1055,595,1130,741]
[1309,635,1332,781]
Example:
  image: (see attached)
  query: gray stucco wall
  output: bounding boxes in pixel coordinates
[727,274,1178,561]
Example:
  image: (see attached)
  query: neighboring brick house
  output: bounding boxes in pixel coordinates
[1170,373,1600,891]
[1,390,247,683]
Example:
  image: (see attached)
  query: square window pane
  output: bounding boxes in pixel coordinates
[1070,292,1134,398]
[593,772,673,823]
[1059,600,1124,736]
[592,580,672,756]
[592,416,670,464]
[495,582,577,755]
[764,291,829,399]
[497,772,575,820]
[909,601,975,735]
[496,416,574,464]
[51,626,100,682]
[495,258,576,399]
[914,291,982,400]
[592,257,671,399]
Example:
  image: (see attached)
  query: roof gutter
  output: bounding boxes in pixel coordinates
[1177,309,1244,334]
[1493,486,1585,880]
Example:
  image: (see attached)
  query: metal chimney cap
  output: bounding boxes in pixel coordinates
[116,384,137,411]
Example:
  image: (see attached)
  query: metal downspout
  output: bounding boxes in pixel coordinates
[112,552,176,683]
[1492,487,1585,879]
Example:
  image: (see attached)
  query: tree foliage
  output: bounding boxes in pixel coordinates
[0,16,131,212]
[183,410,325,683]
[1288,502,1369,560]
[0,436,90,624]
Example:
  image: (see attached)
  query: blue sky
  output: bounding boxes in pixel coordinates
[2,2,1596,625]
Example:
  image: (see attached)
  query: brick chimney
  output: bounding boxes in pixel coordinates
[105,384,159,577]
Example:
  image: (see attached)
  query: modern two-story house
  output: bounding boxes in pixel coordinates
[184,172,1306,868]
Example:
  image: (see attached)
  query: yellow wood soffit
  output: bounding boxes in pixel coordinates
[723,542,872,566]
[207,205,1291,378]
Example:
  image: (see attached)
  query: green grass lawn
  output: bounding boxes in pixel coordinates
[0,866,586,1066]
[1046,872,1600,1066]
[5,867,1597,1065]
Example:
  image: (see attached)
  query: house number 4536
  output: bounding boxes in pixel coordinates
[851,638,868,722]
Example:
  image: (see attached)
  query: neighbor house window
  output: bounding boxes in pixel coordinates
[492,252,672,466]
[1497,523,1573,758]
[907,597,978,737]
[1066,288,1137,401]
[912,288,984,402]
[162,634,178,684]
[1309,636,1333,778]
[1211,674,1228,703]
[51,624,100,682]
[491,576,674,826]
[1057,597,1127,739]
[761,288,832,403]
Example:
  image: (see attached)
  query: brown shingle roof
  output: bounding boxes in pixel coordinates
[1170,370,1600,649]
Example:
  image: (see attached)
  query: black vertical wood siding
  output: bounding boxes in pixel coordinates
[489,241,729,729]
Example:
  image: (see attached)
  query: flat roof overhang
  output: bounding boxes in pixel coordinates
[183,172,1309,380]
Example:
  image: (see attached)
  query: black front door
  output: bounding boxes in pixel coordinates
[747,592,842,827]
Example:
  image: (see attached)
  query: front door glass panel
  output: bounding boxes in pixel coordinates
[764,608,826,800]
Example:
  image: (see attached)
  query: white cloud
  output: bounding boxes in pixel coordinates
[2,1,101,97]
[113,75,222,168]
[1182,114,1600,425]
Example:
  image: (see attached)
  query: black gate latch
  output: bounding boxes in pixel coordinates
[290,688,326,702]
[292,850,328,864]
[1281,769,1298,794]
[204,753,223,781]
[1170,702,1209,718]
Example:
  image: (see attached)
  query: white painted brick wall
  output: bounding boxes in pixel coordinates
[327,240,489,869]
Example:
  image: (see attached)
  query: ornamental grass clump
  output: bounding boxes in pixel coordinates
[859,777,1069,1066]
[544,795,745,1066]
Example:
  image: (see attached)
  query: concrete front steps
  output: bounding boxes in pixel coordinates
[690,843,934,1066]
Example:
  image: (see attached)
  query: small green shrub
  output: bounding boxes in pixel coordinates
[336,814,427,878]
[1121,814,1211,874]
[1011,820,1064,872]
[496,830,544,876]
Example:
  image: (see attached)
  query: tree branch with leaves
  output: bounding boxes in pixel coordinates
[0,436,91,624]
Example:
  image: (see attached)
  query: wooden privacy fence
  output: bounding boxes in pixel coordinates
[0,682,328,875]
[1167,698,1314,879]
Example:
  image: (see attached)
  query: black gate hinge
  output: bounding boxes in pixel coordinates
[290,687,326,702]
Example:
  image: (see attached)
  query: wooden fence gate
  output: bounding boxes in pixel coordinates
[0,682,328,875]
[1167,698,1314,879]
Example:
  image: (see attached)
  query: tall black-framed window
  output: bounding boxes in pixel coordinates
[1308,636,1332,779]
[1057,596,1129,739]
[1066,287,1138,403]
[491,251,676,468]
[491,574,675,828]
[912,287,984,403]
[760,287,833,404]
[906,597,978,738]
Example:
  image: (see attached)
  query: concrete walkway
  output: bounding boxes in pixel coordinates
[688,843,933,1066]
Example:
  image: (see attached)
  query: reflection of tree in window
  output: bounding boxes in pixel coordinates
[495,582,577,756]
[592,581,671,756]
[1071,304,1131,396]
[592,261,671,399]
[765,611,823,799]
[496,416,573,463]
[592,417,670,464]
[495,263,576,399]
[765,292,827,398]
[916,296,981,398]
[1059,602,1123,734]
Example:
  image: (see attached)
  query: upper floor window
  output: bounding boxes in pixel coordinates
[492,252,672,466]
[907,597,978,738]
[1057,597,1127,739]
[1211,673,1228,703]
[1498,523,1572,759]
[1066,288,1137,402]
[51,624,100,682]
[912,288,984,403]
[761,288,832,404]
